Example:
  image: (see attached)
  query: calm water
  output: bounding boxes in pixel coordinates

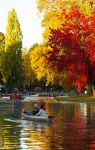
[0,101,95,150]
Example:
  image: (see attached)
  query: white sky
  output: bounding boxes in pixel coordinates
[0,0,43,48]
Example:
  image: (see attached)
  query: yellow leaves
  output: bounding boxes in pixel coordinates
[42,6,67,28]
[43,28,50,41]
[29,43,72,87]
[36,0,49,12]
[36,0,95,44]
[42,9,66,41]
[30,45,46,79]
[0,32,5,53]
[42,11,63,29]
[22,48,36,87]
[45,71,56,85]
[79,1,92,16]
[30,44,55,84]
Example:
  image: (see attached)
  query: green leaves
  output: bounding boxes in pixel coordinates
[1,8,23,89]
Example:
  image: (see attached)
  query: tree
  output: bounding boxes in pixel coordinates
[0,32,5,84]
[22,45,38,89]
[2,8,23,90]
[37,0,95,13]
[35,1,95,93]
[36,0,95,41]
[47,6,95,94]
[30,43,69,91]
[30,44,55,84]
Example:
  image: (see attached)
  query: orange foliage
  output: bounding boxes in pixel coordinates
[47,6,95,92]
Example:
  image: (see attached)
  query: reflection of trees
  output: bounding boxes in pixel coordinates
[20,124,49,149]
[43,103,95,149]
[1,123,22,149]
[88,104,95,118]
[0,136,3,148]
[86,104,95,150]
[11,102,95,149]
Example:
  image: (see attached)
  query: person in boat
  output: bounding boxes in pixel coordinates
[23,104,39,116]
[36,104,47,117]
[32,104,39,115]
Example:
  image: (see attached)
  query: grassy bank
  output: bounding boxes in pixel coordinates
[55,95,95,103]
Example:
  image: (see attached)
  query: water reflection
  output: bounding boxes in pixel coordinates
[1,102,95,149]
[20,121,49,149]
[80,103,87,117]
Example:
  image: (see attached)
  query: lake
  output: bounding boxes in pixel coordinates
[0,101,95,149]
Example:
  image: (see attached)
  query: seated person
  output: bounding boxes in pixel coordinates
[23,104,39,116]
[36,104,47,117]
[32,104,39,115]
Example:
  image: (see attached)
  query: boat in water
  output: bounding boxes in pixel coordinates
[22,111,49,122]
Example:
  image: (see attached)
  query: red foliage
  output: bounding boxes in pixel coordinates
[47,7,95,92]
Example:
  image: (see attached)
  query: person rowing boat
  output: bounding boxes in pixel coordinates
[22,104,54,121]
[32,104,39,115]
[23,103,39,116]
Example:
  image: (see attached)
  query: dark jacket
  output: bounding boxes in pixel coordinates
[32,107,39,115]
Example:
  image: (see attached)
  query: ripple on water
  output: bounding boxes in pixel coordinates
[1,103,95,149]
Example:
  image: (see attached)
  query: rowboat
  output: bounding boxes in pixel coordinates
[22,111,49,122]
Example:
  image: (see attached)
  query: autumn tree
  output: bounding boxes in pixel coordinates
[37,0,95,13]
[2,8,23,90]
[30,44,53,83]
[36,0,95,41]
[47,6,95,94]
[30,43,69,91]
[35,0,95,93]
[22,45,38,89]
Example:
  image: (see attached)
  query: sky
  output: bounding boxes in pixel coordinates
[0,0,43,48]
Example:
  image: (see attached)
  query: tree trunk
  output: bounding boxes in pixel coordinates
[86,85,93,96]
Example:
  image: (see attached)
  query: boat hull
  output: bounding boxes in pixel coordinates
[22,112,49,122]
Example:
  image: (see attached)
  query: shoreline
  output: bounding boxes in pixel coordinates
[55,95,95,103]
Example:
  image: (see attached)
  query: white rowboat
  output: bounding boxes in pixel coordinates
[22,111,49,121]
